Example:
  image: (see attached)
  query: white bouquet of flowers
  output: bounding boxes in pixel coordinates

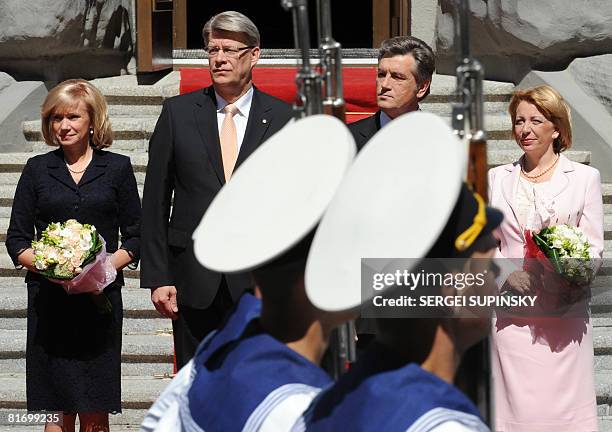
[529,224,595,285]
[32,219,117,312]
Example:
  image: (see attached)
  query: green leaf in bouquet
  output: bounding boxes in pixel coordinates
[533,231,553,254]
[44,268,72,280]
[81,230,103,267]
[533,230,564,274]
[548,247,564,275]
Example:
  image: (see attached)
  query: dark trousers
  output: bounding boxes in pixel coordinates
[172,278,234,369]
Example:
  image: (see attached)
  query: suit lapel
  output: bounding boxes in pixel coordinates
[547,154,572,199]
[501,161,521,229]
[78,149,107,187]
[358,111,381,140]
[194,86,225,185]
[47,149,78,191]
[373,111,382,131]
[236,87,272,168]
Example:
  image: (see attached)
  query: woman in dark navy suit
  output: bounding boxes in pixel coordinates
[6,79,141,432]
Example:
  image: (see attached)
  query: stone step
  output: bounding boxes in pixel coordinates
[594,326,612,352]
[23,117,158,145]
[0,373,170,409]
[88,71,512,105]
[0,152,149,172]
[598,412,612,431]
[108,104,163,117]
[0,171,147,186]
[25,139,583,157]
[100,95,509,118]
[0,358,174,377]
[0,149,597,186]
[0,253,611,295]
[596,370,612,405]
[593,274,612,289]
[427,74,515,97]
[605,184,612,202]
[0,185,145,204]
[420,101,510,116]
[0,331,173,362]
[89,71,515,96]
[0,413,146,430]
[595,355,612,372]
[23,112,516,146]
[0,317,171,334]
[483,139,604,152]
[32,139,151,153]
[0,172,599,203]
[0,282,159,318]
[487,149,590,167]
[593,317,612,328]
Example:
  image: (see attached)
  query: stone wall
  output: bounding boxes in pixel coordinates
[435,0,612,83]
[0,0,134,82]
[0,73,47,152]
[569,55,612,118]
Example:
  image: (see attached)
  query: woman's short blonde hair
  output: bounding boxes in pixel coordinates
[508,85,572,153]
[41,79,113,149]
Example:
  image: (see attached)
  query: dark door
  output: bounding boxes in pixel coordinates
[136,0,173,72]
[183,0,374,49]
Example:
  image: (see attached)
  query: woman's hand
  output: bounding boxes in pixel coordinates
[16,248,37,273]
[109,249,133,271]
[502,270,536,295]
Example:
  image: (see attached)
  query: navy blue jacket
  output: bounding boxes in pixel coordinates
[6,148,141,286]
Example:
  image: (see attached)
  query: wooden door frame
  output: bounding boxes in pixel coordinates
[173,0,187,49]
[373,0,411,47]
[136,0,174,72]
[170,0,410,51]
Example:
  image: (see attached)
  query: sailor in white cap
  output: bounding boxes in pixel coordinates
[292,111,503,431]
[147,114,356,432]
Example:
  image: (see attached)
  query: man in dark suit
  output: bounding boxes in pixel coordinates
[349,36,436,150]
[349,36,436,350]
[140,11,293,368]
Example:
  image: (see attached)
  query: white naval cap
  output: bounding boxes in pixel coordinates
[192,114,356,273]
[305,111,466,312]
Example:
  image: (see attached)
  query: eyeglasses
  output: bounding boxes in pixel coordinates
[205,45,255,58]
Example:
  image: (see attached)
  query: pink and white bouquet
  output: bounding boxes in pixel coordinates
[32,219,117,312]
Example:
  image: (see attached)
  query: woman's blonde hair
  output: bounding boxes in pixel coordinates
[41,79,113,149]
[508,85,572,153]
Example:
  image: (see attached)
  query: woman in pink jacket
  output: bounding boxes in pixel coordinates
[488,85,603,431]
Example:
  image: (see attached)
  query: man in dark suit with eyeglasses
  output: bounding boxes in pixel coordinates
[141,11,293,368]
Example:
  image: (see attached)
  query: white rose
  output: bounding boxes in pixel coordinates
[79,236,93,251]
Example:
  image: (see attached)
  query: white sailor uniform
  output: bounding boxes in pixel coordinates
[141,293,262,431]
[294,342,489,432]
[179,294,332,432]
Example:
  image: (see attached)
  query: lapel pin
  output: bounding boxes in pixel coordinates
[262,119,268,124]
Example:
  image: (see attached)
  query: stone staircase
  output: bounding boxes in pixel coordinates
[0,70,610,430]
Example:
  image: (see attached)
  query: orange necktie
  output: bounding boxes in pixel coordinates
[220,103,239,181]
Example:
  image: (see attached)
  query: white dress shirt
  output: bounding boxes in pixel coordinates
[215,86,254,152]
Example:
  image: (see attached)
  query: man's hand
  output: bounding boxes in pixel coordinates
[151,285,179,320]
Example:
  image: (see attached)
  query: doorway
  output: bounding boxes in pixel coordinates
[178,0,375,50]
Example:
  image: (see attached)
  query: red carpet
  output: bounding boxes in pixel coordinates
[179,67,378,123]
